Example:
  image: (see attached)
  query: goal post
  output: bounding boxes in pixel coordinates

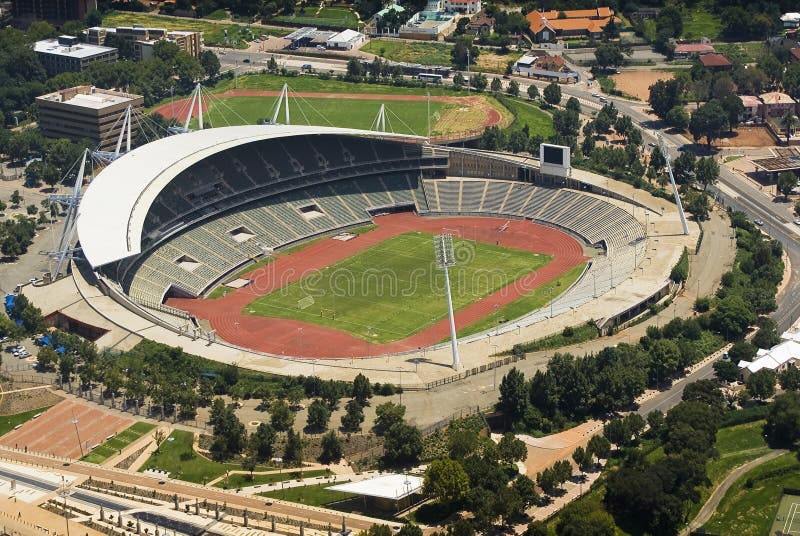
[320,308,336,320]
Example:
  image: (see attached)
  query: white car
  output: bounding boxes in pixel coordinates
[0,336,9,343]
[17,351,29,358]
[794,218,800,225]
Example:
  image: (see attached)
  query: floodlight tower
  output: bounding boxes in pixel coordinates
[658,132,689,235]
[434,234,461,370]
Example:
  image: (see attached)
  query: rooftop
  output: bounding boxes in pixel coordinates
[760,91,796,105]
[699,53,732,67]
[327,29,363,44]
[36,86,140,109]
[673,43,715,54]
[527,9,614,34]
[34,38,116,59]
[739,95,761,107]
[327,474,423,500]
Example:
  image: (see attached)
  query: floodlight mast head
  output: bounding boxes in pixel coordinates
[434,234,461,370]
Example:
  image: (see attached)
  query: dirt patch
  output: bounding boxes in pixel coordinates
[0,388,63,416]
[475,51,521,74]
[714,126,777,148]
[610,70,675,101]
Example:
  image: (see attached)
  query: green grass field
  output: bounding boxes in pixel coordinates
[771,493,800,535]
[81,422,156,464]
[681,8,721,40]
[362,39,453,66]
[0,406,53,437]
[261,481,357,505]
[497,97,556,139]
[215,73,458,96]
[215,468,331,489]
[245,232,551,342]
[457,263,585,338]
[102,12,286,48]
[704,451,800,535]
[140,430,274,484]
[196,96,448,136]
[274,7,358,29]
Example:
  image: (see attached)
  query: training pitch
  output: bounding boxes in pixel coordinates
[772,493,800,535]
[244,231,551,343]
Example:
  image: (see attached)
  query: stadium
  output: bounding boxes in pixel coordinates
[56,124,697,382]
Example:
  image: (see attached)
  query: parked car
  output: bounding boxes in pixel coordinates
[0,336,10,343]
[793,218,800,225]
[754,218,764,226]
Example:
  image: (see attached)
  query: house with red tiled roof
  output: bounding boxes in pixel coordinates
[739,95,761,122]
[699,53,732,71]
[673,43,715,58]
[466,12,494,36]
[526,7,616,42]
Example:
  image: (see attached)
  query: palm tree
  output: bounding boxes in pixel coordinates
[780,111,800,144]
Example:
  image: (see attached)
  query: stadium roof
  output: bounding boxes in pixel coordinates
[328,474,423,500]
[77,125,423,268]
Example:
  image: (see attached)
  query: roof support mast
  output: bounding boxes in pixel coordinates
[658,133,690,235]
[271,83,290,125]
[47,149,90,278]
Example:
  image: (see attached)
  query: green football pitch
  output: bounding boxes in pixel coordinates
[772,493,800,535]
[244,232,551,343]
[195,96,449,136]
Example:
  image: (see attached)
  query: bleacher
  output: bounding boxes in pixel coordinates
[124,172,427,304]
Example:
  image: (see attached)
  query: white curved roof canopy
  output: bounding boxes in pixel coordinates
[77,125,423,267]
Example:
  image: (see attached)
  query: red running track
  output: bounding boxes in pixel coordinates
[167,213,585,358]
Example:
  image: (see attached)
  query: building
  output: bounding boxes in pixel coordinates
[514,53,577,81]
[526,7,616,42]
[760,92,797,118]
[739,95,761,122]
[673,43,715,58]
[34,36,117,76]
[698,53,732,71]
[781,12,800,29]
[443,0,481,14]
[36,86,144,151]
[325,29,366,50]
[399,3,455,40]
[738,328,800,380]
[466,13,495,36]
[631,7,659,20]
[13,0,95,23]
[328,474,423,511]
[86,26,202,60]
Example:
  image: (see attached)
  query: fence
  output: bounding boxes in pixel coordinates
[418,404,493,437]
[424,353,526,389]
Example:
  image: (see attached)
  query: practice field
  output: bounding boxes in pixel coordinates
[773,493,800,535]
[244,231,551,343]
[80,421,156,464]
[274,7,359,29]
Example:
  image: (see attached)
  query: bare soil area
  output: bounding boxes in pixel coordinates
[611,70,675,101]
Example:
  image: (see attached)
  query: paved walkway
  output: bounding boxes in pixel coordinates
[684,449,787,535]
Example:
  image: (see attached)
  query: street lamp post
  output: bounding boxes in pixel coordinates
[71,415,84,457]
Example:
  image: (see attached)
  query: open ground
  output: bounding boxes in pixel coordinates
[0,399,134,458]
[152,90,509,138]
[167,213,586,358]
[610,70,675,101]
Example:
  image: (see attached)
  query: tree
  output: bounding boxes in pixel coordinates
[498,432,527,464]
[594,42,624,70]
[490,77,502,93]
[649,146,666,173]
[269,399,294,431]
[779,111,799,144]
[527,84,539,100]
[37,346,59,373]
[572,446,592,472]
[719,94,744,132]
[249,422,276,462]
[779,366,800,391]
[340,399,364,432]
[383,422,422,466]
[746,369,776,401]
[536,467,557,496]
[694,157,719,190]
[351,373,372,406]
[452,72,465,90]
[86,9,102,27]
[283,429,304,465]
[690,100,728,147]
[513,474,539,507]
[469,73,487,92]
[319,430,343,464]
[648,79,681,119]
[424,458,470,504]
[241,453,257,481]
[672,151,696,184]
[665,106,689,130]
[153,429,167,453]
[306,399,331,431]
[764,391,800,446]
[10,190,22,207]
[713,360,740,383]
[451,37,478,70]
[603,418,627,448]
[711,294,756,340]
[374,401,405,434]
[199,50,221,79]
[507,79,520,97]
[682,379,724,409]
[543,82,561,106]
[587,434,611,461]
[777,172,798,200]
[499,367,528,421]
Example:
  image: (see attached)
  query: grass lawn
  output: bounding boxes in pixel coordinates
[274,7,358,29]
[102,12,286,48]
[81,422,156,464]
[703,451,800,536]
[457,263,586,338]
[215,468,331,489]
[215,73,458,97]
[713,42,765,65]
[245,232,552,342]
[0,406,53,437]
[261,481,356,506]
[496,96,555,138]
[140,430,274,484]
[362,39,453,66]
[681,8,721,40]
[196,96,448,136]
[507,316,598,353]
